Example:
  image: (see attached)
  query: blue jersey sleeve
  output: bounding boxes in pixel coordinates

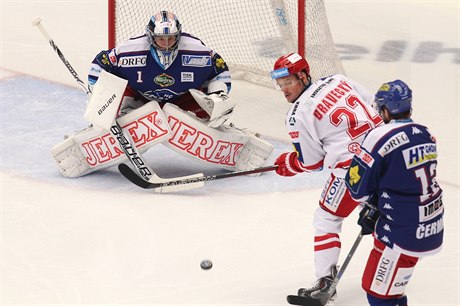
[345,145,380,202]
[88,49,118,85]
[205,51,231,94]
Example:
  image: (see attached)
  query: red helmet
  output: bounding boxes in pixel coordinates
[271,53,310,80]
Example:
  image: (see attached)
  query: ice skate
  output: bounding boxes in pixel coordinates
[297,266,337,304]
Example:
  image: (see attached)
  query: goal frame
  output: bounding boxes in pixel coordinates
[107,0,306,57]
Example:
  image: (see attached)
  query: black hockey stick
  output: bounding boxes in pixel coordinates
[287,231,364,306]
[118,163,278,191]
[33,18,90,94]
[33,18,157,182]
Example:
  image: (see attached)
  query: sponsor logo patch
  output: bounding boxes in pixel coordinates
[357,148,375,167]
[181,72,194,82]
[154,73,175,87]
[403,143,437,169]
[108,50,117,65]
[101,53,111,66]
[346,159,368,194]
[321,176,347,212]
[118,55,147,67]
[182,55,211,67]
[271,67,289,79]
[418,196,443,222]
[378,131,409,157]
[347,165,361,186]
[215,57,227,69]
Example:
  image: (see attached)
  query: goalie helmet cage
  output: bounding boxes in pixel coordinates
[107,0,344,87]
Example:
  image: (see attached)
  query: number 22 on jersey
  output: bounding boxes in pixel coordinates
[330,95,383,140]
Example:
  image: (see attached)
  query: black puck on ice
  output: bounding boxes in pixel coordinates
[200,259,213,270]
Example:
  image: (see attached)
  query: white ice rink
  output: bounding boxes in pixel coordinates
[1,1,459,305]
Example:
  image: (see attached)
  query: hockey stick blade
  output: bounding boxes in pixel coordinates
[287,295,324,306]
[286,232,364,306]
[118,163,277,191]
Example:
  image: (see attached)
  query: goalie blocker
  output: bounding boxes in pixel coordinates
[51,100,273,178]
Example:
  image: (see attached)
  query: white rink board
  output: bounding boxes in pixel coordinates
[1,1,459,305]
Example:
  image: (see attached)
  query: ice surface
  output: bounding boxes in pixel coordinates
[1,1,459,306]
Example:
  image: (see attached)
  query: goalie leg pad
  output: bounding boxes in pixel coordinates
[52,101,171,177]
[162,103,273,171]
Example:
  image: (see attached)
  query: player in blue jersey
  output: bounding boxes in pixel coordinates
[88,11,233,127]
[345,80,444,306]
[51,11,274,178]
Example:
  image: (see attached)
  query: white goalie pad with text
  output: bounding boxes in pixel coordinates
[51,101,171,178]
[162,103,274,171]
[52,101,274,178]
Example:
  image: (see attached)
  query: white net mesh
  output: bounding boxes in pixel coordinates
[110,0,344,140]
[111,0,344,86]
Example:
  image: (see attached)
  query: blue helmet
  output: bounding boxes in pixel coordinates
[374,80,412,115]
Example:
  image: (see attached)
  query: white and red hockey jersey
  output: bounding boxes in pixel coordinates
[285,74,383,177]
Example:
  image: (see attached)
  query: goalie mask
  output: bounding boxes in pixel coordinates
[374,80,412,115]
[146,11,182,52]
[146,11,182,68]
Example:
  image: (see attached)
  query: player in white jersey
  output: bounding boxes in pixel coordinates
[271,53,383,302]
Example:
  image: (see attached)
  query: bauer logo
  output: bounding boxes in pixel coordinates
[98,94,116,115]
[182,55,211,67]
[118,55,147,67]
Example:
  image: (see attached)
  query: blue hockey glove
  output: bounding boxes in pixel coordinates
[358,204,380,235]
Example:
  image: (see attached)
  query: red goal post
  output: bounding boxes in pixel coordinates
[107,0,344,87]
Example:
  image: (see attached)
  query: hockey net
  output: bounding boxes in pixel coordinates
[108,0,344,140]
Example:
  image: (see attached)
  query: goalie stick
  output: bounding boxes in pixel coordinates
[118,163,278,191]
[33,18,155,182]
[32,18,90,95]
[287,231,364,306]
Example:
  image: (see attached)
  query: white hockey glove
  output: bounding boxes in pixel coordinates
[189,89,236,128]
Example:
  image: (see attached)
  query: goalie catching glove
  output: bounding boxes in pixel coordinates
[274,151,305,176]
[189,88,236,128]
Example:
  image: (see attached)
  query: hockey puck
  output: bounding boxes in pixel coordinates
[200,259,213,270]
